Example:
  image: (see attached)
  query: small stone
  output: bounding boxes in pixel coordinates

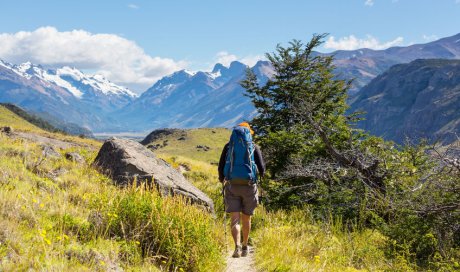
[41,145,61,158]
[65,152,85,164]
[0,126,13,134]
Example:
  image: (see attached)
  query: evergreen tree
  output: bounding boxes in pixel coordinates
[242,34,385,209]
[241,35,460,266]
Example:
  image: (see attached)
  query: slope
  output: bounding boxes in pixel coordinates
[350,59,460,144]
[0,105,224,271]
[140,128,231,164]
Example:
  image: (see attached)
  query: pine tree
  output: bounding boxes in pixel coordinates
[242,34,385,209]
[242,34,352,175]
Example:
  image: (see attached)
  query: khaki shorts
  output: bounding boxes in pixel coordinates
[224,183,258,215]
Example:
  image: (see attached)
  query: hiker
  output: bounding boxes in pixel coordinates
[218,122,265,258]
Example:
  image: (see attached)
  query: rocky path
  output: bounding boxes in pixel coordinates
[225,246,257,272]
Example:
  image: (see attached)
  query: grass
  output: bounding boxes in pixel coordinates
[152,128,426,271]
[251,208,416,271]
[0,105,99,147]
[0,106,430,271]
[144,128,231,164]
[0,107,225,271]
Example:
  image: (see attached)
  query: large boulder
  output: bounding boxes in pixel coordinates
[93,138,214,213]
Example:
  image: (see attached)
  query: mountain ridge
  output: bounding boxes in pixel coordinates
[1,33,460,136]
[349,58,460,144]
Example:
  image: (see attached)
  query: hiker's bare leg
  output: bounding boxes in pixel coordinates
[230,212,241,246]
[241,213,251,247]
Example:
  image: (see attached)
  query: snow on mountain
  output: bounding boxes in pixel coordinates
[56,67,137,98]
[16,62,85,98]
[1,60,137,99]
[0,59,138,132]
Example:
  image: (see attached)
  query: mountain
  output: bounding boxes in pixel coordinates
[349,59,460,144]
[1,33,460,135]
[121,33,460,132]
[116,60,264,130]
[0,60,137,132]
[329,33,460,93]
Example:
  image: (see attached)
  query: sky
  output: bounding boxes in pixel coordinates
[0,0,459,93]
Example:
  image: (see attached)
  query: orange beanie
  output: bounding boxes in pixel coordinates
[238,122,254,135]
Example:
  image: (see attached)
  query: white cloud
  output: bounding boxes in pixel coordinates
[215,51,238,67]
[323,35,404,51]
[128,4,139,9]
[422,34,439,42]
[365,0,374,6]
[214,51,264,68]
[0,27,186,93]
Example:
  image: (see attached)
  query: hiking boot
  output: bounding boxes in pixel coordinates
[241,245,249,257]
[232,245,242,258]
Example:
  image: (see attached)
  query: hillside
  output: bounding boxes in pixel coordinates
[2,109,454,271]
[140,128,231,164]
[350,59,460,144]
[0,103,93,137]
[0,108,224,271]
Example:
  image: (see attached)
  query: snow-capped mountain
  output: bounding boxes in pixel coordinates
[1,32,460,135]
[115,60,273,130]
[5,61,137,99]
[0,59,137,131]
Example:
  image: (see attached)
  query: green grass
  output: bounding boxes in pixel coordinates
[144,128,231,164]
[153,128,425,271]
[0,109,225,271]
[0,105,99,147]
[0,108,428,271]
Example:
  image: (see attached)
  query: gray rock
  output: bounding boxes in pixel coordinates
[65,152,85,164]
[41,145,61,158]
[93,138,214,213]
[0,126,13,134]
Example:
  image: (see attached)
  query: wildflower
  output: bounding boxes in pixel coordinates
[135,241,140,245]
[99,260,106,266]
[314,255,320,264]
[39,203,45,208]
[44,238,51,245]
[32,198,38,203]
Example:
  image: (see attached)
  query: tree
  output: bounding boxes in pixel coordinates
[242,34,385,210]
[241,35,460,267]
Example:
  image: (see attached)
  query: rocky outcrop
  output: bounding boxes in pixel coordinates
[140,128,185,145]
[93,138,214,213]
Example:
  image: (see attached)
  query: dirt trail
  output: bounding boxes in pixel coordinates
[225,246,257,272]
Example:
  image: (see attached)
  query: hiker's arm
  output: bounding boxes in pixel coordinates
[218,143,228,182]
[254,145,266,177]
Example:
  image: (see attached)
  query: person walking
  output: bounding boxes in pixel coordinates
[218,122,265,258]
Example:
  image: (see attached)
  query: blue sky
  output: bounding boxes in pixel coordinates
[0,0,459,92]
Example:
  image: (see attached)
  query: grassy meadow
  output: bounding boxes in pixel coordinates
[0,105,441,271]
[0,106,224,271]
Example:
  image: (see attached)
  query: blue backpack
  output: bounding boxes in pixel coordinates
[223,126,258,183]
